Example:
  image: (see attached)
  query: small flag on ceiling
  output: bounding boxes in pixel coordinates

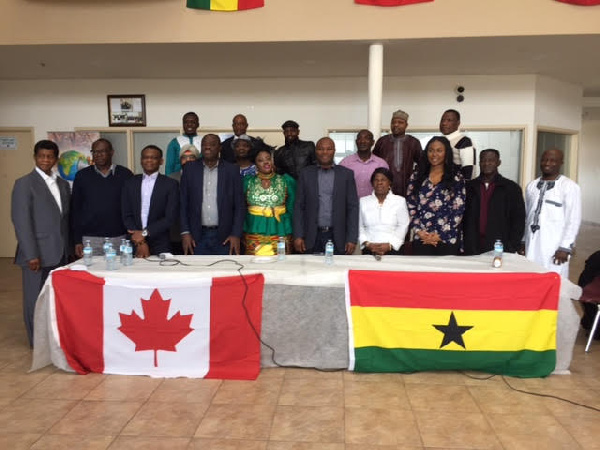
[355,0,433,6]
[187,0,264,11]
[556,0,600,4]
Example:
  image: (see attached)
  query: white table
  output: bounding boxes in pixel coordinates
[31,253,582,375]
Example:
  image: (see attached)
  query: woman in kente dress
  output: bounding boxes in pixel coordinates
[243,148,296,255]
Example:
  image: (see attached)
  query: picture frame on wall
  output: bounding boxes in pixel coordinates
[107,94,146,127]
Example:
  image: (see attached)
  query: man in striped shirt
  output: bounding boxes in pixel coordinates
[439,109,477,180]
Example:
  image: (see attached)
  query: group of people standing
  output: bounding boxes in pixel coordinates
[11,108,582,347]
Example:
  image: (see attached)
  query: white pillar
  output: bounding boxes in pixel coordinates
[368,43,384,141]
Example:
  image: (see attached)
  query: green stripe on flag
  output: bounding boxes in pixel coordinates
[187,0,212,9]
[354,347,556,378]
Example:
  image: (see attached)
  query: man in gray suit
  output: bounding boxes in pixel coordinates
[11,140,70,347]
[293,137,359,255]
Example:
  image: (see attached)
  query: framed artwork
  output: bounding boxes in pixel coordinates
[107,95,146,127]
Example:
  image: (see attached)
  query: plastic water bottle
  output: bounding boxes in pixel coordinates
[493,239,503,268]
[105,245,117,270]
[103,237,111,260]
[325,240,334,265]
[119,238,127,265]
[277,237,286,261]
[124,240,133,266]
[83,239,93,266]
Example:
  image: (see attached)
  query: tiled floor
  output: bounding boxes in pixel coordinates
[0,224,599,449]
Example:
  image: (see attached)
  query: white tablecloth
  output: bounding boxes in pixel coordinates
[31,253,582,375]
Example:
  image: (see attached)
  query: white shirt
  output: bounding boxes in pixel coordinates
[359,191,410,251]
[524,175,582,277]
[35,167,62,213]
[141,172,158,229]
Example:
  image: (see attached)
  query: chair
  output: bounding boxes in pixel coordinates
[581,276,600,352]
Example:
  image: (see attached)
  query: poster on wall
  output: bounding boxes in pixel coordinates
[47,131,100,183]
[107,95,146,127]
[0,136,18,150]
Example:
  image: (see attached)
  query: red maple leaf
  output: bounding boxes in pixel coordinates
[118,289,194,367]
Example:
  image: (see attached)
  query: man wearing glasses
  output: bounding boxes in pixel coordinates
[71,138,133,258]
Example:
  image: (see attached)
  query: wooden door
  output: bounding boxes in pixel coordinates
[0,128,35,257]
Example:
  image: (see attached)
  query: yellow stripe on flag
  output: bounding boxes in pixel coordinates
[351,306,556,352]
[210,0,239,10]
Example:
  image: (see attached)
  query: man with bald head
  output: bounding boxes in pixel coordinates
[293,137,359,255]
[340,129,388,198]
[220,114,270,164]
[180,134,245,255]
[72,138,133,257]
[523,148,581,278]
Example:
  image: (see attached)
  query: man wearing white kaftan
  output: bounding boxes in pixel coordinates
[523,149,581,278]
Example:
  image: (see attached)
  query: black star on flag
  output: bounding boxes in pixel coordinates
[432,312,473,349]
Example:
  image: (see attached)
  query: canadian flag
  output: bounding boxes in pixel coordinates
[50,270,263,379]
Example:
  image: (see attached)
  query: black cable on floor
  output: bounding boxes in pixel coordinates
[461,370,600,413]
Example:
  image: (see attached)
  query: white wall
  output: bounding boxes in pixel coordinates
[0,74,536,148]
[580,109,600,224]
[0,78,368,143]
[383,75,536,128]
[535,76,583,131]
[526,76,585,183]
[0,73,582,189]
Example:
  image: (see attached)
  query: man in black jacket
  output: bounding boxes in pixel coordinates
[71,138,133,257]
[274,120,316,180]
[220,114,270,164]
[463,149,525,255]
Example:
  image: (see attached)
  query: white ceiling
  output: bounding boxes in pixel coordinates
[1,34,599,96]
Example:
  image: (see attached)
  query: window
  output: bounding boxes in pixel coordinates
[329,128,524,183]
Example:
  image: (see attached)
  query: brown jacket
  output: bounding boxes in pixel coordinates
[373,134,422,197]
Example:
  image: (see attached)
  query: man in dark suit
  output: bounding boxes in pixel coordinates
[293,137,359,255]
[463,149,525,255]
[180,134,245,255]
[220,113,271,164]
[122,145,179,257]
[11,140,70,347]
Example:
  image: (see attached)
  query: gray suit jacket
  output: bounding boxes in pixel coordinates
[11,169,70,267]
[293,165,359,252]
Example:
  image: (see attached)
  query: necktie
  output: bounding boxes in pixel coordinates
[530,179,556,233]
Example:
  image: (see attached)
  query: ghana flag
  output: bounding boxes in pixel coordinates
[186,0,263,11]
[346,271,560,378]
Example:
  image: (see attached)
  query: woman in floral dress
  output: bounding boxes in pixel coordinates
[405,136,465,256]
[243,148,296,255]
